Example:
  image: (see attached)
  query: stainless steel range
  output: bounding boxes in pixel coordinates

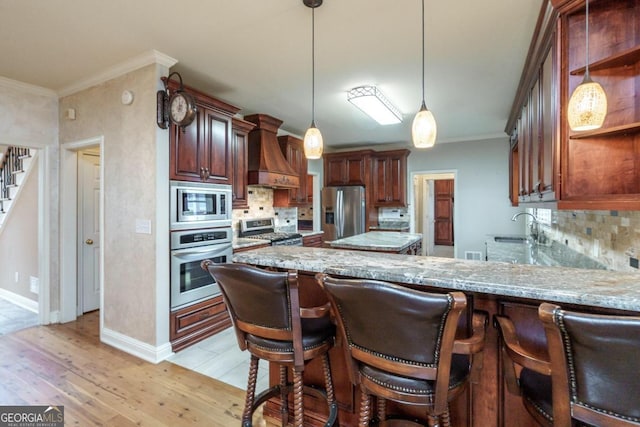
[239,217,303,246]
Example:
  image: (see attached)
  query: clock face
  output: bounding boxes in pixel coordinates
[170,94,188,122]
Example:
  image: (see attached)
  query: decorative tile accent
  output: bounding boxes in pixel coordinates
[535,209,640,273]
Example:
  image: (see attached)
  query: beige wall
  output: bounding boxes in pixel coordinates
[0,158,39,300]
[58,64,166,345]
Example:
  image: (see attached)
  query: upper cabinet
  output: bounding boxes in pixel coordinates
[231,117,255,209]
[323,150,372,187]
[371,149,410,207]
[557,0,640,210]
[273,135,309,207]
[507,0,640,210]
[167,80,240,185]
[508,1,560,206]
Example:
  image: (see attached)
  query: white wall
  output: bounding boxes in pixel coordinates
[407,137,522,258]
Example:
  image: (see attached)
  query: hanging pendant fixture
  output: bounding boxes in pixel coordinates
[412,0,437,148]
[567,0,607,131]
[303,0,324,159]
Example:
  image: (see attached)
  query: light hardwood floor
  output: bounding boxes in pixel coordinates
[0,311,265,426]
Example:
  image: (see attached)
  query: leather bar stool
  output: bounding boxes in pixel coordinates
[494,314,553,426]
[201,262,339,427]
[540,303,640,427]
[496,304,640,427]
[318,274,487,427]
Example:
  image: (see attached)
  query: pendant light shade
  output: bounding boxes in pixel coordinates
[304,122,324,159]
[303,0,323,159]
[412,102,437,148]
[413,0,437,148]
[567,0,607,131]
[568,76,607,131]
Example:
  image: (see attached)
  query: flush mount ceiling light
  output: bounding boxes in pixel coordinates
[567,0,607,131]
[347,85,403,125]
[303,0,323,160]
[412,0,437,148]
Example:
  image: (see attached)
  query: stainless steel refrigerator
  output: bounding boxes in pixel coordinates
[321,186,366,241]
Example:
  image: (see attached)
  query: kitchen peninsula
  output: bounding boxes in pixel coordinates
[233,246,640,426]
[329,231,422,254]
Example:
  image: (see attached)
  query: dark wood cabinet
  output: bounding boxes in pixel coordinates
[508,5,559,206]
[167,80,240,185]
[169,296,231,352]
[323,150,371,187]
[273,135,309,207]
[231,118,255,209]
[371,149,409,207]
[508,0,640,210]
[557,0,640,210]
[434,179,454,246]
[302,233,323,247]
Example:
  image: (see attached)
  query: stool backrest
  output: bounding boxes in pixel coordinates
[203,263,297,345]
[319,275,466,412]
[540,303,640,427]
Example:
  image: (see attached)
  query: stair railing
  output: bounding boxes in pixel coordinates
[0,146,31,213]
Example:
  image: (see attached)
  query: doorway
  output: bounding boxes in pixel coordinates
[412,172,456,258]
[77,149,101,314]
[60,137,104,324]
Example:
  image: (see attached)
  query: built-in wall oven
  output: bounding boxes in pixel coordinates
[170,180,232,230]
[170,227,233,310]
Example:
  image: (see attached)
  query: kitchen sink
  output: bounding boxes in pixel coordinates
[493,236,528,243]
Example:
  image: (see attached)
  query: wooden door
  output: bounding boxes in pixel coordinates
[434,179,454,246]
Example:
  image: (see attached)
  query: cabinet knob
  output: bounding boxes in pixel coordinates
[85,239,94,245]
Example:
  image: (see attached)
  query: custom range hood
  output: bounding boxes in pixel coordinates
[245,113,300,189]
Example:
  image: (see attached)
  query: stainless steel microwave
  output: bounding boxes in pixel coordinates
[170,181,232,230]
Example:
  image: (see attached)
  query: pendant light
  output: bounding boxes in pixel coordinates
[303,0,323,159]
[567,0,607,131]
[412,0,437,148]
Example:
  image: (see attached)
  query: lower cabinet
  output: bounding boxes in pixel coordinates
[170,296,231,352]
[302,234,323,247]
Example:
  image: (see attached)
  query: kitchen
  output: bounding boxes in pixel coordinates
[1,0,639,425]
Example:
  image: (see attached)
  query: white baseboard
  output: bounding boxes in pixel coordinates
[101,327,174,364]
[0,288,38,313]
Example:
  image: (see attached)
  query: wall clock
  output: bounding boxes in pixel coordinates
[157,72,197,130]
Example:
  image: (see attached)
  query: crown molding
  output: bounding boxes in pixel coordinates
[0,76,57,98]
[58,49,178,98]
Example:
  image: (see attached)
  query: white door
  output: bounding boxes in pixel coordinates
[78,151,100,313]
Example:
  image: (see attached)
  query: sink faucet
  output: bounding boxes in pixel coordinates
[511,212,540,243]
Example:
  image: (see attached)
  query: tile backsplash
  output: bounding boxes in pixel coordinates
[535,209,640,272]
[231,186,297,234]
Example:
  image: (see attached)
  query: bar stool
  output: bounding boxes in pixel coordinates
[496,304,640,427]
[493,314,553,426]
[201,262,339,427]
[539,303,640,427]
[318,274,487,427]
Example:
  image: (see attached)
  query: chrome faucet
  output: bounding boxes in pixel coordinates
[511,212,540,243]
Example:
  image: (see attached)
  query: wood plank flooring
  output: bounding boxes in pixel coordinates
[0,311,263,426]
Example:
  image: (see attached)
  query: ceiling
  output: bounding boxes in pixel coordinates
[0,0,542,150]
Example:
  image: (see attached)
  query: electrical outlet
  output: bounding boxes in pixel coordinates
[30,276,39,294]
[14,271,19,283]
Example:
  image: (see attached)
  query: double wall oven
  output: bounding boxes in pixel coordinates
[170,181,232,310]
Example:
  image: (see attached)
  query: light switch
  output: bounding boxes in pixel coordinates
[135,219,152,234]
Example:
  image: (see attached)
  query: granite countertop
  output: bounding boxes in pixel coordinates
[232,237,270,251]
[233,246,640,312]
[299,230,324,237]
[370,221,410,232]
[486,236,608,270]
[329,231,422,252]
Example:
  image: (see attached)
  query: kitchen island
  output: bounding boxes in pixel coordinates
[233,246,640,426]
[329,230,422,254]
